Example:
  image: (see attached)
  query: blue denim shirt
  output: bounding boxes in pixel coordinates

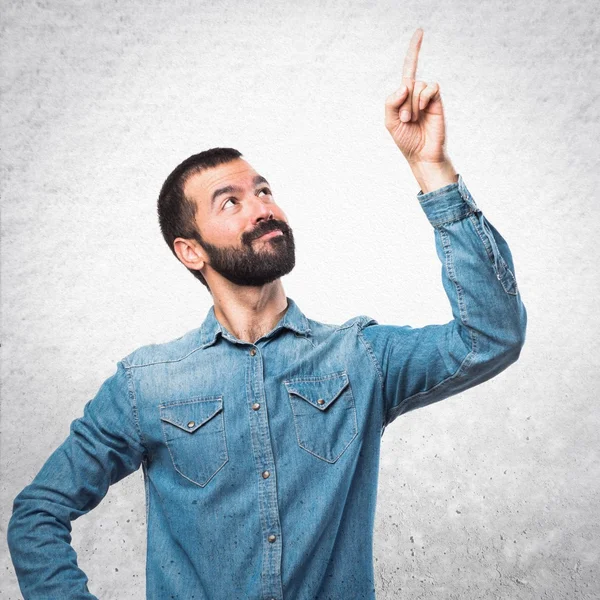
[8,174,527,599]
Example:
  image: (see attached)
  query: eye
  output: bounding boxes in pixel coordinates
[222,197,237,209]
[257,187,272,197]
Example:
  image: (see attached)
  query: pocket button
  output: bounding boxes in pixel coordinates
[159,396,228,487]
[284,371,358,463]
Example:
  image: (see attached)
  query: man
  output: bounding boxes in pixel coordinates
[8,28,526,599]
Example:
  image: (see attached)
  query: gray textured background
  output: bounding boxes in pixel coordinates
[1,0,599,598]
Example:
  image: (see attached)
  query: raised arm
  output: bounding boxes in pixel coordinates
[361,29,527,428]
[7,360,146,599]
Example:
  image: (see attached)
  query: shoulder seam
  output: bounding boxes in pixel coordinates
[122,344,205,369]
[334,314,377,332]
[119,360,147,452]
[356,325,385,391]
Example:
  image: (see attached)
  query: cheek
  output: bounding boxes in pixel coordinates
[204,217,238,238]
[199,222,231,246]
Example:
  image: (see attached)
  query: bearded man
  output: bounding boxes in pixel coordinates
[8,28,526,600]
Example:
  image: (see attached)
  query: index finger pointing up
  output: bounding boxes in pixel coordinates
[402,28,424,81]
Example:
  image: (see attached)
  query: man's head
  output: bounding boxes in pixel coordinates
[157,148,295,294]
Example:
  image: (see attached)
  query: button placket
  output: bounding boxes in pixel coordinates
[244,344,283,599]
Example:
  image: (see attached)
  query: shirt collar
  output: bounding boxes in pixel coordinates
[199,296,311,348]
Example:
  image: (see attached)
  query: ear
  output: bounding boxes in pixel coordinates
[173,237,206,271]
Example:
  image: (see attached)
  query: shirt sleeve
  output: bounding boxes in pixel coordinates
[7,359,146,599]
[359,174,527,429]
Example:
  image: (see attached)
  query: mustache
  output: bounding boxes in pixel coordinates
[245,219,292,243]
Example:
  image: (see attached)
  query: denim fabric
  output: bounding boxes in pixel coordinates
[8,174,527,600]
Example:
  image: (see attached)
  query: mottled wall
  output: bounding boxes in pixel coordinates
[1,0,599,598]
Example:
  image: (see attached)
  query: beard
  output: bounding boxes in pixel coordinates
[197,219,296,287]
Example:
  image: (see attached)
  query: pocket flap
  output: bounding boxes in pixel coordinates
[284,372,350,411]
[160,397,223,432]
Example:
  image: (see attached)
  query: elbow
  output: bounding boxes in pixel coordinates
[7,488,31,557]
[511,302,528,361]
[7,486,51,559]
[499,300,528,364]
[493,322,527,369]
[7,496,25,563]
[481,306,527,371]
[504,336,525,365]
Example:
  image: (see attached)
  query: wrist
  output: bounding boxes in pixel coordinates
[409,159,458,194]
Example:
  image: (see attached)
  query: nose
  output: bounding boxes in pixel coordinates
[250,196,274,223]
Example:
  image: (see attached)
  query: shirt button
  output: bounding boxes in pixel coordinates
[262,470,270,479]
[317,398,325,405]
[252,403,260,410]
[268,534,276,543]
[249,348,257,356]
[187,421,196,428]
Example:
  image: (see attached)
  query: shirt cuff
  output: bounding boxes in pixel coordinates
[417,173,479,227]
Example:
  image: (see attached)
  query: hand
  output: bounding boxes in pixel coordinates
[385,28,448,166]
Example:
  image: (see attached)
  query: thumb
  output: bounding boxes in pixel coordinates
[385,85,409,126]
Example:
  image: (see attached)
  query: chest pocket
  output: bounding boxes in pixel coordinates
[159,396,228,487]
[284,371,358,463]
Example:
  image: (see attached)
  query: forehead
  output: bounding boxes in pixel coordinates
[184,159,259,209]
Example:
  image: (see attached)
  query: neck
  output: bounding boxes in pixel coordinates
[211,280,289,344]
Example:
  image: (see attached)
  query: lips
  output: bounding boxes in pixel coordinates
[257,229,283,240]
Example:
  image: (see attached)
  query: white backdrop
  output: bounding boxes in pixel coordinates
[2,1,599,598]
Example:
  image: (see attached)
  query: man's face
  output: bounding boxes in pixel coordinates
[184,159,295,287]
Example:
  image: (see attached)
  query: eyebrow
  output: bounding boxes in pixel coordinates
[210,175,270,208]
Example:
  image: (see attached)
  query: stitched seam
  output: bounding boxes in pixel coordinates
[334,317,365,332]
[356,326,385,391]
[387,228,478,421]
[158,395,223,408]
[386,346,476,421]
[295,332,316,348]
[142,460,150,524]
[440,228,472,331]
[430,208,476,229]
[286,385,358,463]
[159,411,228,488]
[122,360,147,452]
[440,226,478,356]
[357,323,387,431]
[469,213,495,265]
[125,345,206,368]
[284,370,348,384]
[468,214,518,296]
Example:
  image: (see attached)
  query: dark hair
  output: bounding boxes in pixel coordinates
[157,147,243,292]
